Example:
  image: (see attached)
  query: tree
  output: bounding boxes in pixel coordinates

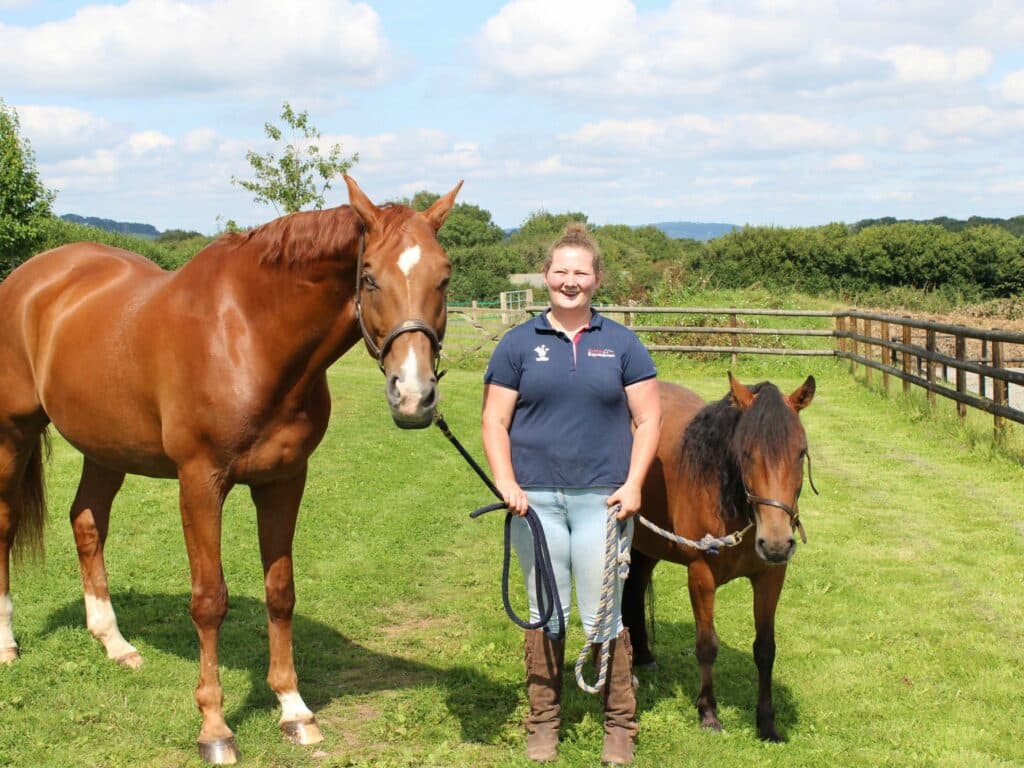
[231,101,357,215]
[1,99,55,276]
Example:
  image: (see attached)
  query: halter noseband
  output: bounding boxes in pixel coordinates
[742,451,819,544]
[353,235,444,375]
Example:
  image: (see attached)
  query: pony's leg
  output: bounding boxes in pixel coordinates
[178,462,237,765]
[69,459,140,668]
[687,561,722,731]
[250,469,323,746]
[750,566,787,742]
[621,549,657,668]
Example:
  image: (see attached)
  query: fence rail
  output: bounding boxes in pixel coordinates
[505,303,1024,434]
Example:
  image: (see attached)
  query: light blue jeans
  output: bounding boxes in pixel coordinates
[510,487,634,641]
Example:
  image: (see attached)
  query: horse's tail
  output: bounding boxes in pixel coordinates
[12,428,50,562]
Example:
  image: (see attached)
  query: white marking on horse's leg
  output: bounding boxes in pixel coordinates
[278,691,315,723]
[0,594,17,661]
[84,593,141,666]
[397,244,422,276]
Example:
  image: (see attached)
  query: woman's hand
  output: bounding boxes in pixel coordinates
[607,482,642,520]
[499,481,530,516]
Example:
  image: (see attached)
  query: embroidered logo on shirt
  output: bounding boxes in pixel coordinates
[534,344,550,362]
[587,348,616,358]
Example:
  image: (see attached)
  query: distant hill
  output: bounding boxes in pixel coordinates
[851,214,1024,237]
[60,214,160,239]
[649,221,739,241]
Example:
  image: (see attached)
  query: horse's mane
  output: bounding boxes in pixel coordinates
[680,383,800,522]
[200,204,416,267]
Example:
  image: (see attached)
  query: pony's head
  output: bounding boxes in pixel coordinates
[728,372,815,564]
[345,176,463,429]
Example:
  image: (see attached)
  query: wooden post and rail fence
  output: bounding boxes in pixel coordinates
[452,302,1022,436]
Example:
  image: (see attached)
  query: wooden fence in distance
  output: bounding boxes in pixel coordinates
[513,304,1024,435]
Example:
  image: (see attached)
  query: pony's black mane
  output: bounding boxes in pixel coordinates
[680,382,803,522]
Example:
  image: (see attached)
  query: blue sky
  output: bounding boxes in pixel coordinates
[2,0,1023,234]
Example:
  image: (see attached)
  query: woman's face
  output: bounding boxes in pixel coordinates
[544,245,600,313]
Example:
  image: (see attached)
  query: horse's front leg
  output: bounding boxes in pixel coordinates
[687,561,721,731]
[178,462,237,764]
[750,566,787,742]
[250,468,323,746]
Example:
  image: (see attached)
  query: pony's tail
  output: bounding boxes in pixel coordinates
[12,429,50,563]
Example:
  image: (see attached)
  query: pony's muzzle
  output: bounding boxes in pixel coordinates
[754,534,796,564]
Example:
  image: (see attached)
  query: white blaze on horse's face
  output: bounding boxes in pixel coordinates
[398,244,422,278]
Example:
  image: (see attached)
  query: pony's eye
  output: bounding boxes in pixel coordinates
[363,274,379,290]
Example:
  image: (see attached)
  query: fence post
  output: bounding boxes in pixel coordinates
[980,338,988,399]
[525,289,534,308]
[730,312,738,368]
[835,314,845,356]
[881,320,890,395]
[471,300,479,324]
[992,337,1006,440]
[926,329,936,409]
[902,320,911,395]
[850,314,858,375]
[499,291,509,326]
[955,334,966,422]
[864,319,872,387]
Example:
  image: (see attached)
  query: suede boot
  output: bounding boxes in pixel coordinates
[594,629,638,765]
[524,629,564,762]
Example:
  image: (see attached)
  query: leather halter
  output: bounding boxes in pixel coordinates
[743,451,819,544]
[353,235,444,375]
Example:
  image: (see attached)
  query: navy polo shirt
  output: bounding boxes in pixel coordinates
[484,310,656,489]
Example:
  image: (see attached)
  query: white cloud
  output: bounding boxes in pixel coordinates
[884,45,992,85]
[127,130,175,155]
[828,154,870,171]
[478,0,636,79]
[1000,69,1024,103]
[14,105,120,158]
[0,0,389,97]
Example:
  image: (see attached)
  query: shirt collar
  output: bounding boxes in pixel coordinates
[532,309,604,334]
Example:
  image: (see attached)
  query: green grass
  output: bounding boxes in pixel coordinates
[1,353,1022,767]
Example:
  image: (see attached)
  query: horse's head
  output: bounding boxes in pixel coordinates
[345,175,463,429]
[728,373,816,564]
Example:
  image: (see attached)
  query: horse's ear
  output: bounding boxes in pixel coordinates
[344,175,380,232]
[788,375,816,412]
[728,372,756,411]
[422,180,463,232]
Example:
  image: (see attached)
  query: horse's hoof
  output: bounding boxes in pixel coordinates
[197,736,240,765]
[281,717,324,745]
[700,715,723,732]
[0,647,18,663]
[635,659,657,671]
[115,651,143,669]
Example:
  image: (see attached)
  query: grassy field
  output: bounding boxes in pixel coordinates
[1,352,1022,767]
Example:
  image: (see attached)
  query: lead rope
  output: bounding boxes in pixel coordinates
[574,506,631,694]
[434,414,566,640]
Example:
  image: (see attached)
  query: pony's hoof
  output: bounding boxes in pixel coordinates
[115,651,143,669]
[197,736,240,765]
[700,715,723,732]
[281,717,324,745]
[0,647,18,663]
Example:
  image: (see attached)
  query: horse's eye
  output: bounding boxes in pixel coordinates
[439,277,450,291]
[363,274,379,290]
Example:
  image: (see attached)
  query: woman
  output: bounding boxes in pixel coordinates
[481,223,661,764]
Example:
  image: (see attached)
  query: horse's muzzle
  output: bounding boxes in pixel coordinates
[387,374,438,429]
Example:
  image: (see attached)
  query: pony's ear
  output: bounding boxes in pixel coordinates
[344,176,380,232]
[728,371,756,411]
[423,180,463,232]
[788,375,816,412]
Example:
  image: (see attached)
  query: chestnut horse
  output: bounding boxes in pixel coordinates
[0,176,461,763]
[623,373,815,742]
